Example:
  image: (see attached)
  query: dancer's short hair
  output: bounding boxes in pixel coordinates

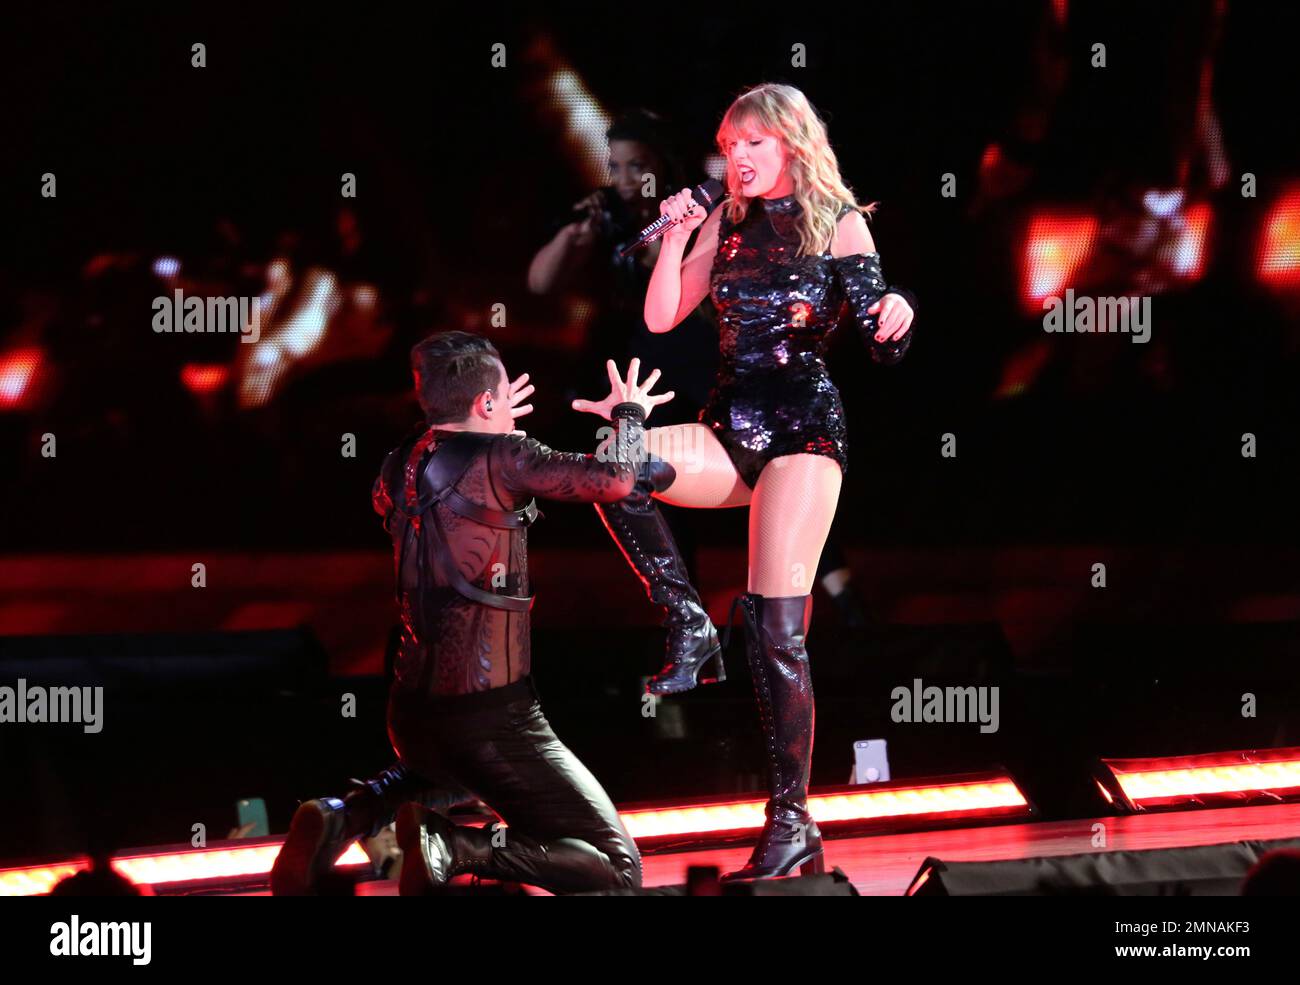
[409,330,502,425]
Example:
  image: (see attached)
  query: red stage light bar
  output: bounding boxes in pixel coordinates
[0,840,371,897]
[1,772,1031,895]
[620,771,1032,846]
[1097,746,1300,812]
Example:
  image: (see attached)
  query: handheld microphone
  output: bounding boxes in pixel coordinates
[619,179,725,257]
[568,187,612,226]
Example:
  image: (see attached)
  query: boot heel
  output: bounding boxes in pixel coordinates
[699,644,726,685]
[799,851,825,877]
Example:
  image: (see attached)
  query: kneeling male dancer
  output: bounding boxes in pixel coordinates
[273,331,673,894]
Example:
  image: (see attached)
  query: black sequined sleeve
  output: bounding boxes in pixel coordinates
[830,252,915,365]
[492,403,646,505]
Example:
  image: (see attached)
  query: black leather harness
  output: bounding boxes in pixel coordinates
[390,431,540,613]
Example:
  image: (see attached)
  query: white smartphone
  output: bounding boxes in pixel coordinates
[851,739,890,784]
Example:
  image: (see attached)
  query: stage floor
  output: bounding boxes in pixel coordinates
[234,801,1300,896]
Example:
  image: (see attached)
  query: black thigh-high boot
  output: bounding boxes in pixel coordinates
[720,593,826,881]
[271,762,472,895]
[593,456,723,695]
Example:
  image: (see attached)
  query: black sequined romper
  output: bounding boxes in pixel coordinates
[701,194,912,489]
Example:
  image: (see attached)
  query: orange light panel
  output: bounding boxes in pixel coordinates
[1257,186,1300,289]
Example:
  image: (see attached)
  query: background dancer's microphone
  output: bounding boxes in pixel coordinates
[619,178,725,257]
[567,187,612,226]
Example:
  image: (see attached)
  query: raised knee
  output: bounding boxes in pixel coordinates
[645,456,677,494]
[609,455,674,512]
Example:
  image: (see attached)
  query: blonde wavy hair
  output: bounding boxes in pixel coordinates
[716,83,876,258]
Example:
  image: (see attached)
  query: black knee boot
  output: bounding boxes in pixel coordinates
[720,593,825,881]
[395,803,640,895]
[594,456,723,695]
[271,763,471,895]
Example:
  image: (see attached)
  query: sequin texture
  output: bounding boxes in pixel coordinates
[700,195,907,487]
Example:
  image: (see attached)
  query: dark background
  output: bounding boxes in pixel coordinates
[5,1,1299,550]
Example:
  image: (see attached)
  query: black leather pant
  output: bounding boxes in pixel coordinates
[387,676,642,894]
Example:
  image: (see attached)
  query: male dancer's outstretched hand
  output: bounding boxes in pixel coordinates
[507,372,535,436]
[570,358,674,422]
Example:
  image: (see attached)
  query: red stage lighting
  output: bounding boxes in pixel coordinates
[620,772,1033,847]
[1167,201,1213,282]
[0,840,371,897]
[180,363,230,395]
[1,772,1032,895]
[993,338,1053,400]
[1021,212,1098,312]
[0,346,43,410]
[1256,186,1300,290]
[1097,746,1300,812]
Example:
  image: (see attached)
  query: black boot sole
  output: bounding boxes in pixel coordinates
[271,799,347,896]
[721,847,826,882]
[646,640,725,694]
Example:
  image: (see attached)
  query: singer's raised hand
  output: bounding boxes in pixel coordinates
[660,188,705,244]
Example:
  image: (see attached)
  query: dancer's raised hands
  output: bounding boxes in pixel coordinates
[571,358,675,421]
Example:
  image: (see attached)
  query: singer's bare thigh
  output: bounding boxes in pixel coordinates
[748,454,843,597]
[646,424,752,509]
